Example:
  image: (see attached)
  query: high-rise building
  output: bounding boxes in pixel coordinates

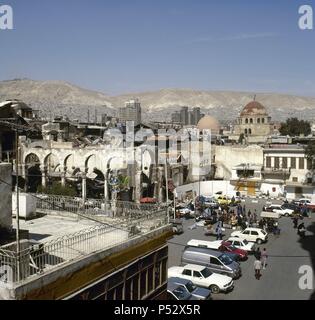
[180,107,188,125]
[119,99,142,126]
[188,111,195,126]
[193,107,201,125]
[171,111,181,123]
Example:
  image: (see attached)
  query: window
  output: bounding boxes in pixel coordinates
[193,271,202,278]
[234,241,240,246]
[274,157,280,169]
[262,118,265,124]
[183,269,192,276]
[257,118,260,124]
[266,157,271,168]
[245,129,248,135]
[307,159,312,170]
[291,157,296,169]
[248,129,252,135]
[292,177,298,182]
[299,158,305,170]
[245,118,248,124]
[210,257,221,265]
[243,230,250,235]
[147,267,154,294]
[250,118,253,124]
[140,270,147,298]
[251,231,259,236]
[282,157,287,168]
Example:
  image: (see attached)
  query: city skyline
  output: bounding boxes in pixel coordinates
[0,0,314,96]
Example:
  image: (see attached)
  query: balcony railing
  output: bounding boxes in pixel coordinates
[0,195,169,285]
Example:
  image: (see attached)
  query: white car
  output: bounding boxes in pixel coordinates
[168,264,234,294]
[266,204,294,217]
[226,237,256,252]
[231,227,268,244]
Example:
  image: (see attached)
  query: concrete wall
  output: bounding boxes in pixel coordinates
[175,180,236,200]
[215,145,264,180]
[260,182,285,198]
[12,193,37,219]
[0,163,12,230]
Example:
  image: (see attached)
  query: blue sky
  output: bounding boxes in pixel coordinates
[1,0,315,96]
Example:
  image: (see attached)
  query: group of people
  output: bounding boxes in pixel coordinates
[254,248,268,280]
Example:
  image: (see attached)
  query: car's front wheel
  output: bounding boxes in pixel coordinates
[256,238,263,244]
[285,213,289,217]
[210,285,220,294]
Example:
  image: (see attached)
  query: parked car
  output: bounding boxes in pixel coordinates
[298,198,315,212]
[167,282,198,300]
[231,227,268,244]
[186,239,242,261]
[168,277,212,300]
[168,264,234,294]
[217,196,231,205]
[225,237,256,253]
[264,204,294,217]
[281,202,300,213]
[220,241,248,261]
[181,246,241,279]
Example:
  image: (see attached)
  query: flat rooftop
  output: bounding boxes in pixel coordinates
[12,215,100,243]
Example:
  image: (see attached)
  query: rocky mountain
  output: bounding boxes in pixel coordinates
[1,79,315,123]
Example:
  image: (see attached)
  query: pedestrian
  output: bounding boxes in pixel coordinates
[254,258,262,280]
[254,247,261,260]
[243,205,246,214]
[262,248,268,269]
[216,225,223,240]
[293,216,298,229]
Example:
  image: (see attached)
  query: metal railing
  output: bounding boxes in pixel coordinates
[0,206,168,285]
[32,193,167,220]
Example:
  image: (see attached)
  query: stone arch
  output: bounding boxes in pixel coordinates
[85,154,98,174]
[24,153,41,192]
[64,153,77,175]
[44,153,60,173]
[257,118,261,124]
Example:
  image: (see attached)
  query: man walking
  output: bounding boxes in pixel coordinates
[262,248,268,269]
[254,258,262,280]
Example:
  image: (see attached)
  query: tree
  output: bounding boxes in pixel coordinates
[37,182,77,197]
[238,133,245,144]
[305,141,315,170]
[279,118,311,137]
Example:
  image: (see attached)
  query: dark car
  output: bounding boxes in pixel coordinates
[282,203,300,213]
[168,277,212,300]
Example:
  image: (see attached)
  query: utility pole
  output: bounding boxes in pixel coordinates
[15,128,21,282]
[165,159,169,223]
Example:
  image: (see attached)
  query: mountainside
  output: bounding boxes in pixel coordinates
[0,79,113,121]
[1,79,315,123]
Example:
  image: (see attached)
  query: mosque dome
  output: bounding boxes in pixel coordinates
[197,115,220,133]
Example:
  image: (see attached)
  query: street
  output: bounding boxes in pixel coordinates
[168,198,315,300]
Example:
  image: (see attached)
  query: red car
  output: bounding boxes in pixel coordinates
[219,241,248,260]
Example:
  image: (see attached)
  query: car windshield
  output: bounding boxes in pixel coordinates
[200,268,213,278]
[186,281,196,292]
[243,239,249,245]
[261,230,267,235]
[218,254,233,265]
[173,287,189,300]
